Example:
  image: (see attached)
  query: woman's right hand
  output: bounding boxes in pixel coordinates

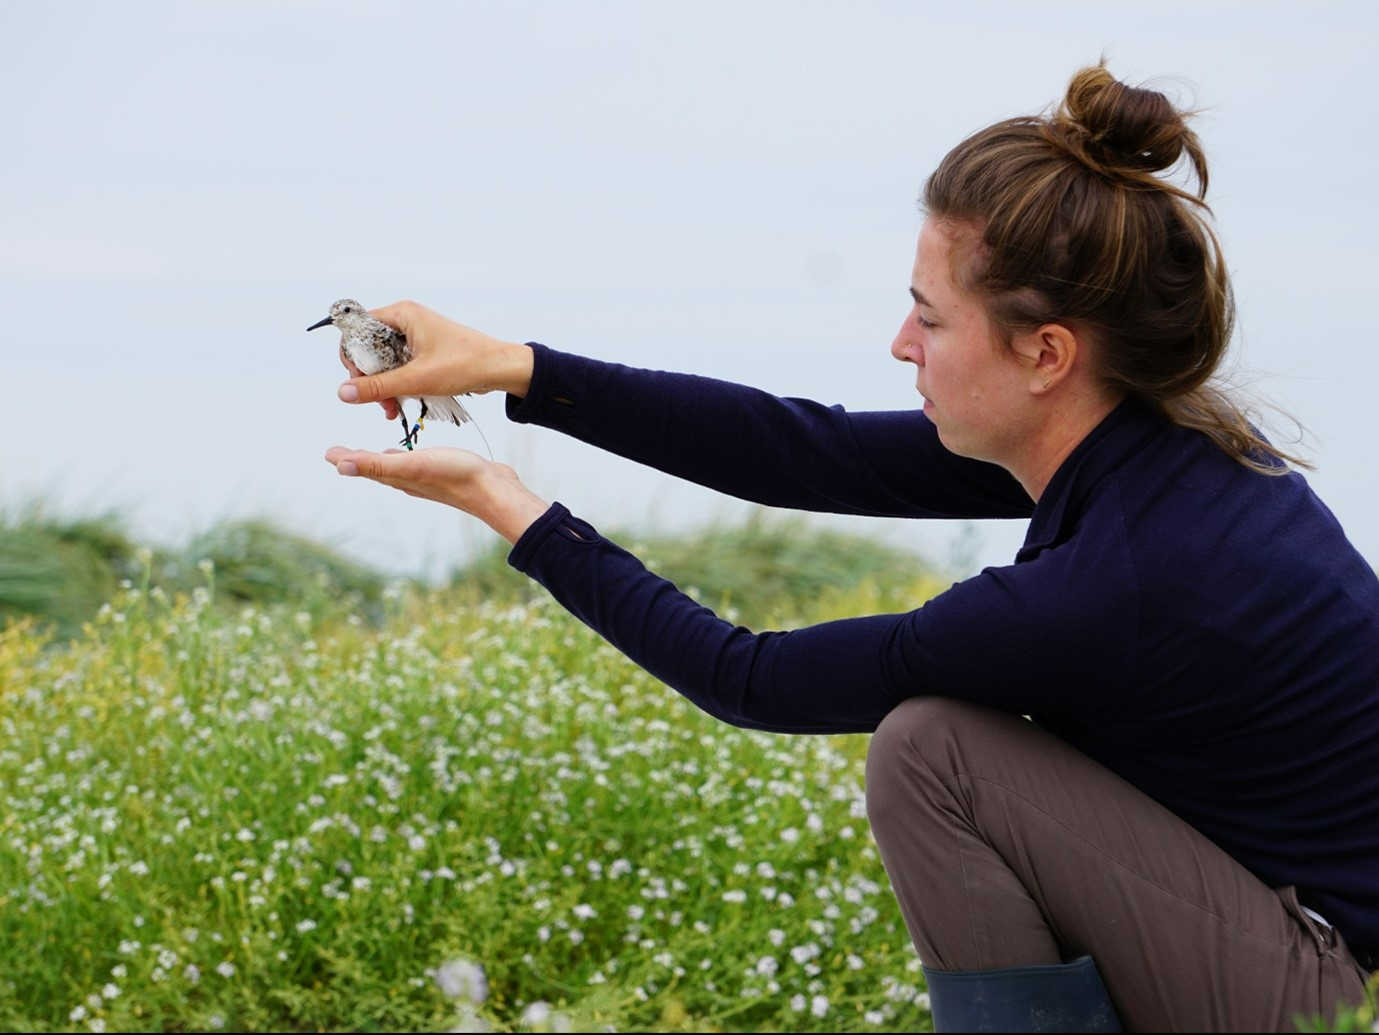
[336,300,535,417]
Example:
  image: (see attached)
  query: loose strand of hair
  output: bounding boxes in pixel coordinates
[1160,386,1315,475]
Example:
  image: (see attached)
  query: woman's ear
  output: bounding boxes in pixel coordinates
[1012,323,1080,394]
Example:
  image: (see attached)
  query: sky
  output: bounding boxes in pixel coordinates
[3,0,1377,583]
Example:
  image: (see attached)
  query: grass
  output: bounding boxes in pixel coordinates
[1,503,941,642]
[0,505,392,643]
[446,509,942,631]
[0,515,945,1033]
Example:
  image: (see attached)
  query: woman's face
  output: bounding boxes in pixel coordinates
[891,218,1035,466]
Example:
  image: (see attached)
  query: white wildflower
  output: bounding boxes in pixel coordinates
[432,957,488,1004]
[790,942,820,965]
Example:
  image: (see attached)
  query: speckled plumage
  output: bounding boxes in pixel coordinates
[308,298,471,448]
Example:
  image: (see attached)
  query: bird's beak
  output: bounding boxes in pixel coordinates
[306,316,333,332]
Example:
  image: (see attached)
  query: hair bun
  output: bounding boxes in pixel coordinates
[1056,63,1196,180]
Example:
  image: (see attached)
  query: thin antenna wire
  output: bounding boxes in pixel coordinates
[468,410,495,462]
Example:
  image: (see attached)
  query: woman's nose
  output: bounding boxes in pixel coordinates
[891,318,917,364]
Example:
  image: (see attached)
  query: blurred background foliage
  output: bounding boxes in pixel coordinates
[0,500,945,641]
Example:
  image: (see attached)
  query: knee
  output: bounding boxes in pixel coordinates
[867,696,971,775]
[865,695,971,830]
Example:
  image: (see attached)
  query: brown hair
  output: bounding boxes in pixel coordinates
[923,61,1307,473]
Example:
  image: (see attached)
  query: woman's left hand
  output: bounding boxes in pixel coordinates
[324,445,551,545]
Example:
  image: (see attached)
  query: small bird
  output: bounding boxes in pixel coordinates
[308,298,472,450]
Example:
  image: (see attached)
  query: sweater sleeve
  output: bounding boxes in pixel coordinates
[509,502,1139,734]
[506,343,1033,520]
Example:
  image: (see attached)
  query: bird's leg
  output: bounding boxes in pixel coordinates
[399,401,428,448]
[398,405,416,451]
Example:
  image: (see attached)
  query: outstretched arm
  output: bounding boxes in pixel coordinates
[323,445,1128,733]
[333,301,1032,521]
[322,443,904,731]
[508,343,1033,520]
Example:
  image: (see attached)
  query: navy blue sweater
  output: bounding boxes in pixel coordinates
[505,343,1379,963]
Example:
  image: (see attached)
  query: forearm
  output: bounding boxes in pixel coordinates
[508,344,1033,519]
[508,500,1141,733]
[509,502,913,733]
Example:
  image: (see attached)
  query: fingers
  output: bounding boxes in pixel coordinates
[326,445,549,544]
[367,300,419,333]
[324,445,414,481]
[324,444,369,478]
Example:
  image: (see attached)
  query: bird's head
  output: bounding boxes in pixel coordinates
[307,298,367,332]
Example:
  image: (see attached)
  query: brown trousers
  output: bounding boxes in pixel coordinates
[864,697,1373,1032]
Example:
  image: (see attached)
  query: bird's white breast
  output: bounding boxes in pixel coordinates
[342,333,392,375]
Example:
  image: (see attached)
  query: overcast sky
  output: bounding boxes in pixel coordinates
[3,1,1376,582]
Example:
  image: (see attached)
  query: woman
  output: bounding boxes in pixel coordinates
[323,64,1379,1031]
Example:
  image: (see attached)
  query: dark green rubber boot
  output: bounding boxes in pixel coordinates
[922,955,1122,1032]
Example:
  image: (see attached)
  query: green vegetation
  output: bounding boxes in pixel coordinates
[1,504,940,642]
[450,510,941,630]
[0,506,944,1032]
[1297,987,1378,1034]
[0,505,147,643]
[0,506,390,642]
[3,504,1372,1031]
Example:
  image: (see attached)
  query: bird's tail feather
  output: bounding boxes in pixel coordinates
[416,395,472,426]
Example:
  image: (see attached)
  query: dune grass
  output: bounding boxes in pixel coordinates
[0,505,391,642]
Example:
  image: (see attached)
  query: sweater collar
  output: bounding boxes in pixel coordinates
[1018,395,1167,561]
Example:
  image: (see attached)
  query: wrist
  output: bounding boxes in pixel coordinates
[490,340,535,398]
[466,464,549,544]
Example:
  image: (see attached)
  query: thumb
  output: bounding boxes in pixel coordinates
[339,369,408,405]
